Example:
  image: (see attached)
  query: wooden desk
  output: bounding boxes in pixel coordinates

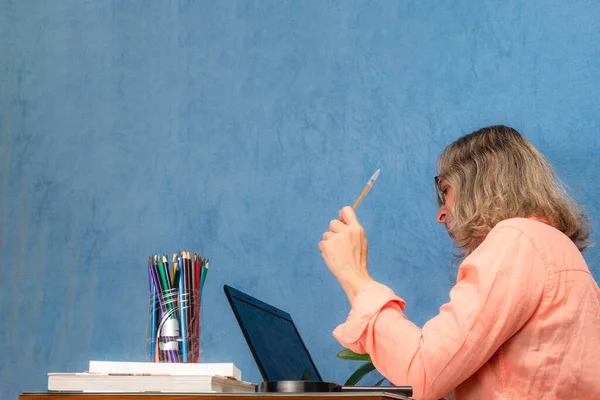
[20,393,413,400]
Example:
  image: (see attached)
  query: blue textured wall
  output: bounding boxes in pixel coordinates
[1,1,599,398]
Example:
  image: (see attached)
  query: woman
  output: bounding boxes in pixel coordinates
[318,126,600,399]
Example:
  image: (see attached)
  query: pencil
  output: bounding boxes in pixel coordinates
[352,169,380,210]
[178,251,188,362]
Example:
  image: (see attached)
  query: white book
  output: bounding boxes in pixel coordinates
[48,373,256,393]
[88,360,242,381]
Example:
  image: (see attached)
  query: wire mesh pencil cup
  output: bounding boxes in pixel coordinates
[146,288,201,362]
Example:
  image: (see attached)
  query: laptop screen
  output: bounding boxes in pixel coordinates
[224,285,322,382]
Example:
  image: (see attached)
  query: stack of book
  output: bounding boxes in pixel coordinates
[48,361,256,393]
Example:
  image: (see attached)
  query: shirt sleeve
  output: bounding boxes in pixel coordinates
[332,225,547,400]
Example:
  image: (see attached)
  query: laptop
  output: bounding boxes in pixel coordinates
[223,284,413,397]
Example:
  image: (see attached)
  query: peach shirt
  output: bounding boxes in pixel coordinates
[333,218,600,400]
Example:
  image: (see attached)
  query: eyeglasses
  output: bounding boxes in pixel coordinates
[434,176,445,206]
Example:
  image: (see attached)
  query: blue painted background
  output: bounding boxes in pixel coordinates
[1,1,599,399]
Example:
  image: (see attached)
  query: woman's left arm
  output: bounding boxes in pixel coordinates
[328,224,547,400]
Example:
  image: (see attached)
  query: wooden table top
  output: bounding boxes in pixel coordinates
[20,392,413,400]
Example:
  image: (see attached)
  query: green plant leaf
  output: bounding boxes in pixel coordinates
[337,349,372,361]
[343,361,376,386]
[300,371,311,381]
[374,377,386,386]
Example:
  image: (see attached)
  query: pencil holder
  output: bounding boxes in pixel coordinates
[145,252,209,363]
[146,289,201,362]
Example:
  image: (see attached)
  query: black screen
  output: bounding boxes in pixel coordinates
[225,287,322,382]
